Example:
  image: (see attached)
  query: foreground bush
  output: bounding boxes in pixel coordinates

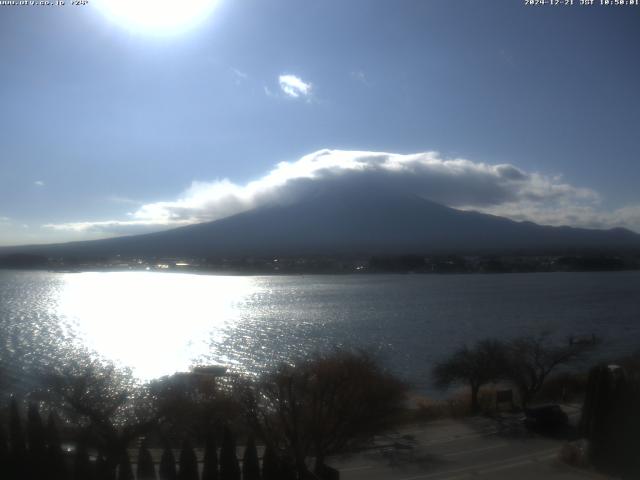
[239,350,408,478]
[581,361,640,478]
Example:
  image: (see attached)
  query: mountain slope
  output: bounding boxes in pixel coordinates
[2,189,639,258]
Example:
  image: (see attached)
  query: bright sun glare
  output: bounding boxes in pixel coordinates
[57,272,255,380]
[94,0,219,35]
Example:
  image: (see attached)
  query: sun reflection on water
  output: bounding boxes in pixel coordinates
[55,272,256,380]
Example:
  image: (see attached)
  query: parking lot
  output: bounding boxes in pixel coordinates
[330,406,608,480]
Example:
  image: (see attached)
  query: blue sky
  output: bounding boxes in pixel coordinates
[1,0,639,245]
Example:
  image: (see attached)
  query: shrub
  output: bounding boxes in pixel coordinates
[74,441,92,480]
[46,412,68,480]
[260,444,278,480]
[219,426,240,480]
[27,403,47,477]
[137,442,157,480]
[241,436,260,480]
[159,446,177,480]
[178,440,199,480]
[202,432,219,480]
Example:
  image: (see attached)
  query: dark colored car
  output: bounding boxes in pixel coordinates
[523,404,569,430]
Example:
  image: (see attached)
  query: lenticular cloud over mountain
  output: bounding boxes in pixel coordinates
[45,149,640,235]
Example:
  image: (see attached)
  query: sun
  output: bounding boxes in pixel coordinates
[94,0,219,35]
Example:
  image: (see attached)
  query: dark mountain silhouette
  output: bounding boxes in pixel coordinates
[2,188,639,258]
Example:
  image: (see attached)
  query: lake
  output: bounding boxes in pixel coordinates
[1,269,639,393]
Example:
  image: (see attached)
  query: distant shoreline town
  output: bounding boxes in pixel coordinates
[1,252,639,274]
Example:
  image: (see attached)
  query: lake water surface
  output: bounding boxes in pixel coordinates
[1,270,639,393]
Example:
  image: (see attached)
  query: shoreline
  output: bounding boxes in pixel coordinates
[2,265,640,276]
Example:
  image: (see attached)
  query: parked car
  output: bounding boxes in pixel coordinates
[523,404,569,430]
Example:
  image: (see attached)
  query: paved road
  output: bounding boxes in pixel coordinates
[329,409,607,480]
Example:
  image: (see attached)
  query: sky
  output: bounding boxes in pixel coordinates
[1,0,639,246]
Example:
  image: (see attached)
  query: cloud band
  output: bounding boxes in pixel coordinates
[44,149,640,235]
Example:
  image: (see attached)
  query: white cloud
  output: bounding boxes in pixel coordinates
[106,195,141,205]
[350,70,371,86]
[230,67,248,85]
[34,180,45,187]
[278,74,312,98]
[481,201,640,232]
[44,149,640,235]
[43,219,179,236]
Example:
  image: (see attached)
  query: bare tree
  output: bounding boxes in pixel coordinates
[432,339,507,414]
[42,358,157,467]
[239,350,407,477]
[504,333,596,407]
